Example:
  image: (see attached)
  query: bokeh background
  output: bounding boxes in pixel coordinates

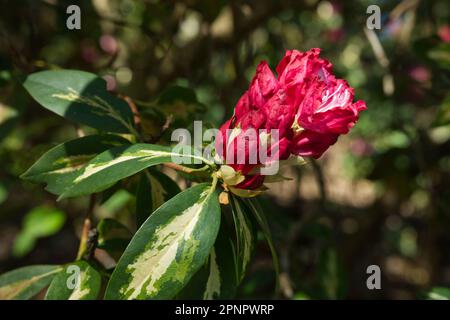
[1,0,450,299]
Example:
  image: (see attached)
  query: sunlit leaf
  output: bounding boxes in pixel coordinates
[426,287,450,300]
[0,265,62,300]
[23,70,135,133]
[59,143,210,199]
[21,134,130,195]
[177,221,238,300]
[45,261,101,300]
[105,183,220,300]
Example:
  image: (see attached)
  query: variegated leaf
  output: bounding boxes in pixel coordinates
[202,221,238,300]
[21,134,130,195]
[176,221,238,300]
[105,183,220,300]
[229,194,256,282]
[23,70,135,133]
[59,144,210,199]
[0,265,62,300]
[45,261,101,300]
[203,248,221,300]
[135,170,181,228]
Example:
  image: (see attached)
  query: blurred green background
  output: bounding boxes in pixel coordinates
[1,0,450,299]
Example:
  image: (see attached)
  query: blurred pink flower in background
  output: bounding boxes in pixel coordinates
[385,18,403,38]
[102,75,117,92]
[409,66,431,83]
[351,138,374,157]
[438,25,450,43]
[326,28,345,43]
[100,35,119,55]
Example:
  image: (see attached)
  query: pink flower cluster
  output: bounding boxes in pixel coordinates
[216,48,366,190]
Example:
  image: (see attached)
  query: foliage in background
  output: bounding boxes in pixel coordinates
[0,0,450,299]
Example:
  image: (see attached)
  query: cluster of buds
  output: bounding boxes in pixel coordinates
[215,48,366,194]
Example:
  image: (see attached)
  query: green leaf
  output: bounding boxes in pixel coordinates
[105,183,220,300]
[174,262,210,299]
[433,93,450,127]
[156,86,206,128]
[428,43,450,70]
[176,220,238,300]
[135,170,181,228]
[202,221,238,299]
[0,265,62,300]
[145,85,207,140]
[59,143,210,199]
[426,287,450,300]
[97,218,132,259]
[45,261,101,300]
[23,70,134,133]
[12,233,36,259]
[229,194,256,283]
[0,183,7,205]
[100,189,133,214]
[21,134,130,195]
[318,246,347,299]
[0,102,19,143]
[244,198,280,290]
[13,206,66,257]
[158,86,198,105]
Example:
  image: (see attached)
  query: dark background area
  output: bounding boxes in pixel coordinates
[1,0,450,299]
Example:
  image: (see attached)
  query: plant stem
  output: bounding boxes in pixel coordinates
[76,194,97,261]
[76,218,91,261]
[163,163,210,175]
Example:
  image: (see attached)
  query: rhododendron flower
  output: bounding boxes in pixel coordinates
[216,48,366,191]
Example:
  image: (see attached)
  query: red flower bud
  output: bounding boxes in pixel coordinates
[216,48,366,190]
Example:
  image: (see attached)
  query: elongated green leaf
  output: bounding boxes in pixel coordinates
[318,246,347,299]
[229,195,256,282]
[21,134,130,195]
[45,261,101,300]
[23,70,134,133]
[244,198,280,289]
[0,265,62,300]
[59,144,209,199]
[202,221,238,300]
[136,170,181,227]
[105,183,220,300]
[176,221,238,300]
